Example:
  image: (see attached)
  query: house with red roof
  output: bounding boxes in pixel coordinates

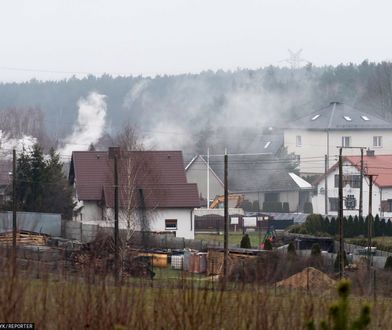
[312,151,392,217]
[68,149,200,239]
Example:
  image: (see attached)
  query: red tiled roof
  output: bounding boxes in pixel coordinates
[345,155,392,188]
[70,150,200,208]
[314,155,392,188]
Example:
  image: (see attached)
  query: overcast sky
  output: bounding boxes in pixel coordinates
[1,0,391,82]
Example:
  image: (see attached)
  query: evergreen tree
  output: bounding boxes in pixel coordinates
[13,145,75,218]
[287,241,296,256]
[311,243,321,257]
[240,234,251,249]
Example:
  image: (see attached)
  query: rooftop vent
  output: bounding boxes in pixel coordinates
[361,115,370,121]
[343,116,352,121]
[311,114,320,121]
[366,148,375,157]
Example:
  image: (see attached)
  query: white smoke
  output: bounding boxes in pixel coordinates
[58,92,107,156]
[0,131,36,158]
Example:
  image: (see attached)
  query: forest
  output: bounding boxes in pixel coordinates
[1,61,392,155]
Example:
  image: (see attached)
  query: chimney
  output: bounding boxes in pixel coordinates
[108,146,121,159]
[366,148,375,157]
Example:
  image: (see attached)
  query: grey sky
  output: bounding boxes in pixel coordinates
[1,0,391,82]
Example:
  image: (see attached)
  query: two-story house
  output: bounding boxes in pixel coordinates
[284,102,392,175]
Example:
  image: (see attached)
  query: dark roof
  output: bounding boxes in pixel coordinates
[209,155,309,193]
[69,150,200,208]
[285,102,392,131]
[246,134,284,155]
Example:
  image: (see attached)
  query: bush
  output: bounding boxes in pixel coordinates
[263,239,273,250]
[287,242,296,255]
[310,243,321,257]
[240,234,251,249]
[385,256,392,270]
[240,200,253,212]
[304,202,313,214]
[307,280,371,330]
[282,202,290,213]
[252,200,260,212]
[262,201,283,212]
[334,250,349,271]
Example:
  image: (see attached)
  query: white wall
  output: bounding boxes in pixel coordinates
[75,204,195,239]
[285,129,392,174]
[312,160,384,216]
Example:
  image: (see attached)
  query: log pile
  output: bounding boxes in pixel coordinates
[0,231,48,246]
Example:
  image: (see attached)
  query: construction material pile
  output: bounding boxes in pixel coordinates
[0,231,48,246]
[276,267,336,291]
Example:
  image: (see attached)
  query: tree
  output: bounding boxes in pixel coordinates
[385,256,392,270]
[334,250,349,271]
[14,144,74,218]
[240,234,251,249]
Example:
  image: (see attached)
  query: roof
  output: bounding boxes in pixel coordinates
[69,150,200,208]
[315,154,392,188]
[207,154,311,193]
[285,102,392,131]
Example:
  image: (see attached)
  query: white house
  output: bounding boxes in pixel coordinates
[69,150,200,239]
[284,102,392,175]
[312,153,392,218]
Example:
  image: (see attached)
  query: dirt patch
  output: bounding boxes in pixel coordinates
[276,267,336,291]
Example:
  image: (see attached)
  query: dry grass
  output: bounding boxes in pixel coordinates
[1,252,392,329]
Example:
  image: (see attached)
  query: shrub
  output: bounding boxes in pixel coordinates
[334,250,349,271]
[306,280,371,330]
[310,243,321,257]
[263,239,273,250]
[262,201,283,212]
[385,256,392,270]
[252,200,260,212]
[287,242,296,255]
[282,202,290,213]
[240,234,251,249]
[304,202,313,214]
[240,200,253,212]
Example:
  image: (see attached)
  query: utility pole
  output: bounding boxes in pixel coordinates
[207,148,210,209]
[324,154,328,215]
[359,148,364,218]
[223,149,229,287]
[367,175,374,270]
[338,148,344,279]
[109,147,120,284]
[12,149,16,251]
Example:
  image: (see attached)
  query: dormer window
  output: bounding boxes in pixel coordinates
[361,115,370,121]
[343,116,352,121]
[311,114,320,121]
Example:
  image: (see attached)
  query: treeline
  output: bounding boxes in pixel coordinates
[290,214,392,238]
[2,61,392,154]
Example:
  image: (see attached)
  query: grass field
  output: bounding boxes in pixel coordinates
[2,267,392,329]
[195,231,264,248]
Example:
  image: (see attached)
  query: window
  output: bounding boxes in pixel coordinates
[343,116,352,121]
[265,192,279,202]
[361,115,370,121]
[264,141,271,149]
[165,219,177,230]
[342,136,351,147]
[296,135,302,147]
[334,174,361,188]
[329,198,339,212]
[373,136,382,147]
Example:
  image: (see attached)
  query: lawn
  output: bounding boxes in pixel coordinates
[196,231,265,248]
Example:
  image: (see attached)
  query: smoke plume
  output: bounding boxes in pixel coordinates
[58,92,107,156]
[0,131,37,158]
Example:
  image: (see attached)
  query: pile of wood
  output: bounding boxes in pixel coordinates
[0,231,48,246]
[276,267,336,291]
